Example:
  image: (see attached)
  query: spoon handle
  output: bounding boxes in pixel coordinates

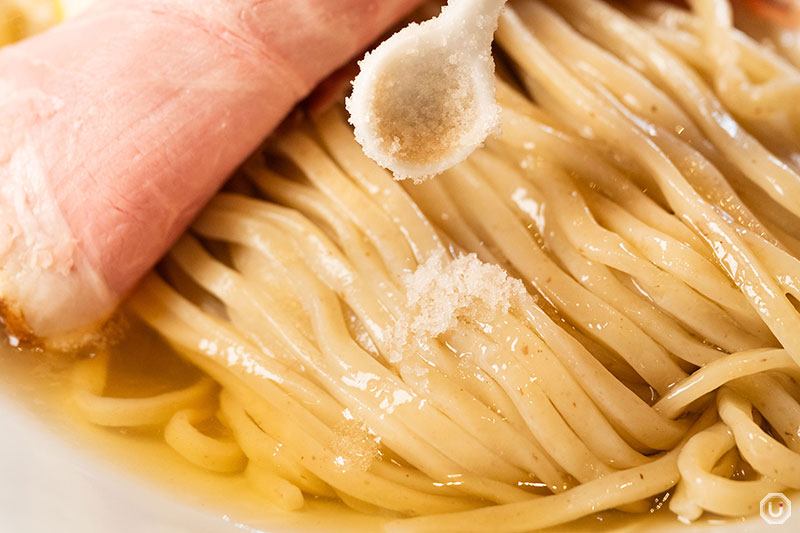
[445,0,508,49]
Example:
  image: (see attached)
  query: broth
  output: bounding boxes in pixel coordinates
[0,318,752,532]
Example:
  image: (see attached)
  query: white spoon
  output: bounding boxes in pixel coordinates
[346,0,507,181]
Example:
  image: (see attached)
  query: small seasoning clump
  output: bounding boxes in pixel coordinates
[388,252,527,361]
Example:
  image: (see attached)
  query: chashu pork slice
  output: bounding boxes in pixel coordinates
[0,0,422,346]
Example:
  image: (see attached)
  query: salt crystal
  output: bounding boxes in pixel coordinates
[388,251,526,356]
[329,420,379,472]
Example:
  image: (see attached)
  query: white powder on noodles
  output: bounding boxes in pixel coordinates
[388,252,526,362]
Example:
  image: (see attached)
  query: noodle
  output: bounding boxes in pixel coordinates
[39,0,800,530]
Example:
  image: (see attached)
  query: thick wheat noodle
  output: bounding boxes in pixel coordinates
[313,107,445,262]
[163,407,248,474]
[498,3,800,368]
[134,281,352,445]
[518,2,720,160]
[274,130,417,280]
[444,325,615,482]
[487,313,650,463]
[203,198,563,483]
[673,422,784,517]
[718,387,800,488]
[401,177,504,265]
[71,351,217,427]
[516,297,690,449]
[190,210,552,503]
[439,163,688,392]
[524,164,762,350]
[244,462,306,511]
[544,0,800,218]
[412,156,688,446]
[178,236,532,490]
[668,442,740,521]
[197,194,664,486]
[220,210,561,484]
[385,409,717,533]
[167,241,353,427]
[247,171,405,312]
[516,2,796,255]
[246,152,646,473]
[216,189,550,466]
[220,189,526,426]
[218,389,336,498]
[737,230,800,297]
[472,149,725,366]
[530,0,800,232]
[424,173,692,451]
[280,194,641,464]
[542,209,717,366]
[640,19,800,155]
[638,19,800,134]
[637,1,797,78]
[688,0,800,121]
[476,315,650,466]
[654,349,795,417]
[727,374,800,453]
[581,188,768,337]
[469,148,717,368]
[493,99,710,256]
[128,276,479,515]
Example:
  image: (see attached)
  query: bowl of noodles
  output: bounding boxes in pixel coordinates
[3,0,800,532]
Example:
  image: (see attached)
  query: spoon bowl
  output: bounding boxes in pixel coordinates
[347,0,507,181]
